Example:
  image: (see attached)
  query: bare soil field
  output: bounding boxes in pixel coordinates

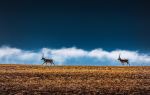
[0,64,149,95]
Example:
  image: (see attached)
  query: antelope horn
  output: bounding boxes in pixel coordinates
[42,53,44,58]
[119,53,121,58]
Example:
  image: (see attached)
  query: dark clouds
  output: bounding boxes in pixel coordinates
[0,0,150,51]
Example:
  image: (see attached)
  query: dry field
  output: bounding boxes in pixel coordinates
[0,64,149,95]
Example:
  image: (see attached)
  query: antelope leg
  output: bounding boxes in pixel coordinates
[52,62,55,66]
[42,62,45,65]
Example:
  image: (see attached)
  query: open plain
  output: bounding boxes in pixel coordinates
[0,64,149,95]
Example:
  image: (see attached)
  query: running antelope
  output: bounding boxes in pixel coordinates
[118,54,130,66]
[41,54,55,66]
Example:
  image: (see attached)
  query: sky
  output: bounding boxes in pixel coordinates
[0,0,150,65]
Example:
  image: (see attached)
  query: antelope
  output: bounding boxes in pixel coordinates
[41,54,55,66]
[118,54,130,66]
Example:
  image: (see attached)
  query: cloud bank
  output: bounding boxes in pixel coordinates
[0,46,150,66]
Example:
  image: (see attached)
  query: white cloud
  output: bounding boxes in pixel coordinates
[0,46,149,66]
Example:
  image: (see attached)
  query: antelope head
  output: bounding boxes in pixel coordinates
[41,53,45,60]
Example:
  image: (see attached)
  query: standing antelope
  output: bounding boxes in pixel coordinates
[41,54,55,66]
[118,54,130,66]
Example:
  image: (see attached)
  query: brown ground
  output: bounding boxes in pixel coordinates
[0,64,149,95]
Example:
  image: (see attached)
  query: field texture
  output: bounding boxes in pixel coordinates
[0,64,149,95]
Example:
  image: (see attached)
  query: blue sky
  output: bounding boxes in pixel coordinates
[0,0,150,65]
